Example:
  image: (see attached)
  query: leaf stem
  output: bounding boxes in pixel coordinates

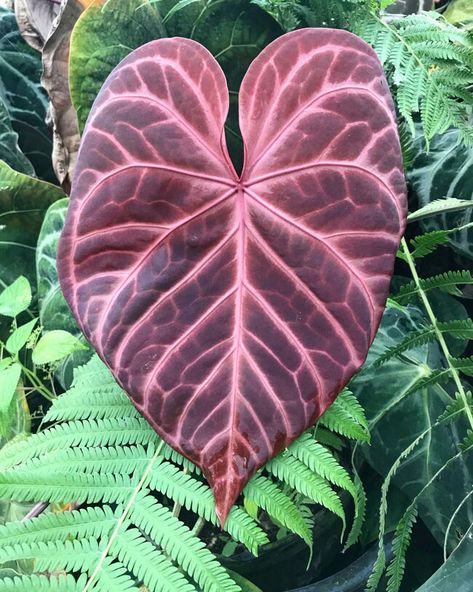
[401,237,473,429]
[82,440,165,592]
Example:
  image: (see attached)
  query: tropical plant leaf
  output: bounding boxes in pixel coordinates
[58,30,406,523]
[351,305,473,552]
[0,6,54,182]
[409,126,473,259]
[0,161,65,290]
[0,96,34,175]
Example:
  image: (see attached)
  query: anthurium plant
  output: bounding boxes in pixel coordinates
[0,1,472,592]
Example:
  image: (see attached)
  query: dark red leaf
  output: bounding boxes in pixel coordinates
[58,29,407,524]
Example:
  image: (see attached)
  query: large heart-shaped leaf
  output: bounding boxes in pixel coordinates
[58,29,407,523]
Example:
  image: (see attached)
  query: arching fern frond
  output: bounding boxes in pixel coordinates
[356,12,473,146]
[386,505,418,592]
[0,354,367,591]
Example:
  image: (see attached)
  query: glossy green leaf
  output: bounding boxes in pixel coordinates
[36,198,77,333]
[416,523,473,592]
[444,0,473,30]
[69,0,165,131]
[0,161,65,290]
[0,362,21,415]
[409,127,473,259]
[32,330,88,365]
[5,318,37,354]
[69,0,282,170]
[351,305,473,553]
[0,276,31,317]
[0,7,54,182]
[0,97,34,175]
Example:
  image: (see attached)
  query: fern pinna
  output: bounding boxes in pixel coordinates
[0,355,368,592]
[354,205,473,592]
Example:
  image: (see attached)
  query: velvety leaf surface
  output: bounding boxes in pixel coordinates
[0,161,65,290]
[0,6,54,182]
[58,30,407,522]
[351,305,473,552]
[409,126,473,260]
[0,97,34,175]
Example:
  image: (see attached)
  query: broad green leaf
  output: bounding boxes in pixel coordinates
[5,318,37,354]
[69,0,165,132]
[36,198,77,333]
[0,97,34,175]
[36,198,90,388]
[416,523,473,592]
[0,161,65,290]
[0,362,21,415]
[0,276,31,317]
[444,0,473,30]
[351,306,473,553]
[0,7,54,182]
[69,0,282,170]
[32,330,88,365]
[409,127,473,259]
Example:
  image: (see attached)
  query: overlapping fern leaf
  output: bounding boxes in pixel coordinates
[0,355,368,592]
[363,231,473,592]
[355,11,473,146]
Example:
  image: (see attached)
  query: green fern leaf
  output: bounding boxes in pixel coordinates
[438,319,473,340]
[0,506,116,547]
[392,270,473,303]
[386,505,418,592]
[91,559,138,592]
[437,392,473,424]
[289,433,356,496]
[450,356,473,377]
[410,230,450,258]
[266,454,345,525]
[370,325,435,368]
[0,574,87,592]
[319,396,370,442]
[244,476,312,547]
[111,527,197,592]
[130,492,240,592]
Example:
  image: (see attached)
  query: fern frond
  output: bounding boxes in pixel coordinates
[146,460,269,555]
[289,433,356,497]
[438,319,473,340]
[111,527,197,592]
[0,537,102,572]
[437,392,473,423]
[244,476,312,547]
[386,505,418,592]
[450,356,473,377]
[130,492,240,592]
[0,574,86,592]
[91,559,138,592]
[404,368,451,397]
[356,12,473,144]
[460,430,473,452]
[344,470,366,548]
[370,325,435,368]
[266,454,345,525]
[410,230,450,258]
[0,506,116,547]
[392,270,473,303]
[0,417,159,470]
[318,394,370,442]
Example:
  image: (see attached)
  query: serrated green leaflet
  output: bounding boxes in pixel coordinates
[0,161,65,290]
